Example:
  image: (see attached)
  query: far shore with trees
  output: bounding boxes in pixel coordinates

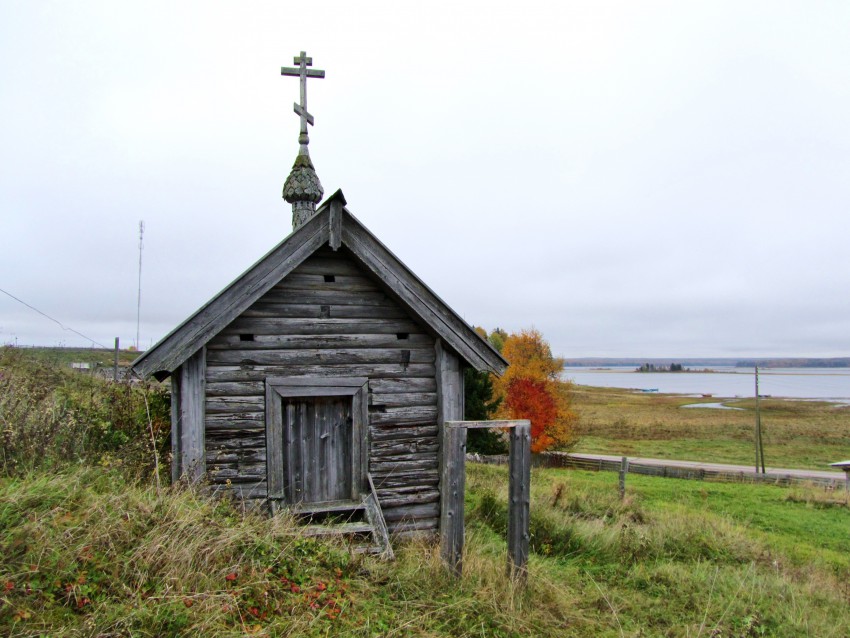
[635,363,713,373]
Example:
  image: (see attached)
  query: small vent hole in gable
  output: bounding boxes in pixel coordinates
[239,334,255,342]
[323,274,336,282]
[396,333,409,340]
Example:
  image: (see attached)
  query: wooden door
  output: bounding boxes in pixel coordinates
[282,397,353,504]
[266,378,367,508]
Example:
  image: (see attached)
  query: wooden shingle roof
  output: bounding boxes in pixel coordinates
[131,190,507,380]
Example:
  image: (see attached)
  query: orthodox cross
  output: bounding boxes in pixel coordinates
[281,51,325,147]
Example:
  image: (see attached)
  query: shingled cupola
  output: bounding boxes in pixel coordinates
[282,51,325,230]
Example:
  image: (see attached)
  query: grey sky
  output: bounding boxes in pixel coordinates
[1,1,848,358]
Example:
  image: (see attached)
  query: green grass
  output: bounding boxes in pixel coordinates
[570,385,850,470]
[2,345,140,369]
[2,464,849,637]
[3,351,849,635]
[467,463,850,636]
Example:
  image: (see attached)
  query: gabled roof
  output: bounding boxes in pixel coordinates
[131,190,507,380]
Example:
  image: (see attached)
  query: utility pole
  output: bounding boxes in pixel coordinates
[113,337,119,381]
[754,366,766,474]
[136,220,144,350]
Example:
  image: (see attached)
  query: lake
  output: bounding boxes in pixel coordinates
[561,366,850,403]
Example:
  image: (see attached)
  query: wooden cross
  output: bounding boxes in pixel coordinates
[281,51,325,141]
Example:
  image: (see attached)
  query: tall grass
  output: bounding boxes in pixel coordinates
[3,463,849,636]
[3,353,850,636]
[0,346,169,478]
[466,464,850,637]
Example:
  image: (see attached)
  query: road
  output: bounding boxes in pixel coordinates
[569,453,847,484]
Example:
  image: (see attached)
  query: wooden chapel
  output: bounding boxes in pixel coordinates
[130,52,509,548]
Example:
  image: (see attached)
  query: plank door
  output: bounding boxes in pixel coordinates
[282,396,353,504]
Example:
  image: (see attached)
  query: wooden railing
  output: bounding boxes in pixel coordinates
[472,452,846,488]
[440,420,531,582]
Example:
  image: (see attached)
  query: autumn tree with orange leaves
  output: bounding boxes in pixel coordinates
[492,328,578,453]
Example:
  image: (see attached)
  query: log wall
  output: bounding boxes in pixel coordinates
[203,246,443,533]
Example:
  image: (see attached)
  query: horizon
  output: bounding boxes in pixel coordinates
[5,343,849,364]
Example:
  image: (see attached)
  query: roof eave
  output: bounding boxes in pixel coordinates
[131,210,330,378]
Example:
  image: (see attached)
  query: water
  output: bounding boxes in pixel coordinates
[562,366,850,403]
[681,402,744,410]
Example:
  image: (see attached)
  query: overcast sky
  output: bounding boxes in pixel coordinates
[1,1,848,358]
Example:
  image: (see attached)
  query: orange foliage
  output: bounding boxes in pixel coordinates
[499,328,564,384]
[492,328,578,453]
[504,378,557,453]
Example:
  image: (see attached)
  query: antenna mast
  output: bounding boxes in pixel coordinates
[136,220,144,350]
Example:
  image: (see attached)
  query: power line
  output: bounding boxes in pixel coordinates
[0,286,109,349]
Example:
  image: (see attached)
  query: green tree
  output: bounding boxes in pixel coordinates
[465,328,506,454]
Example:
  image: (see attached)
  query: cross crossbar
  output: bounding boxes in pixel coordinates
[281,67,326,79]
[280,51,325,141]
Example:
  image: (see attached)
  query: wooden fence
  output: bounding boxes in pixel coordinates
[470,452,846,489]
[441,420,531,582]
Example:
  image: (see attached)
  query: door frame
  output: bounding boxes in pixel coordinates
[265,377,368,505]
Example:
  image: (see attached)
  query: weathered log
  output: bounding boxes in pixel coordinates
[259,289,395,307]
[369,424,438,441]
[206,381,265,397]
[205,363,436,382]
[224,317,422,336]
[369,392,437,407]
[208,333,431,350]
[206,412,265,425]
[370,441,438,455]
[369,377,437,394]
[205,396,265,413]
[382,502,439,522]
[205,347,435,366]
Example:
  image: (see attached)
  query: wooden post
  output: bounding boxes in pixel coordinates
[441,420,531,581]
[618,456,629,499]
[755,366,766,474]
[113,337,119,382]
[177,348,206,483]
[439,423,467,577]
[507,422,531,582]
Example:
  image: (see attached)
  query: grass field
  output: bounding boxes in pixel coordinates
[570,385,850,471]
[4,346,140,369]
[3,464,849,637]
[3,348,850,635]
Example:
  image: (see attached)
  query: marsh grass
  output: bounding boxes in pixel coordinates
[571,385,850,469]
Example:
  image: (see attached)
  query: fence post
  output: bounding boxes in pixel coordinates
[439,424,467,577]
[113,337,119,382]
[618,456,629,499]
[507,423,531,583]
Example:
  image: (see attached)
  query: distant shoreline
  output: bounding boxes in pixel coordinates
[562,357,850,369]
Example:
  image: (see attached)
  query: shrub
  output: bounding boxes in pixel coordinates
[0,347,169,479]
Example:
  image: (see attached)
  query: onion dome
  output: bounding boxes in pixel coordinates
[283,151,324,229]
